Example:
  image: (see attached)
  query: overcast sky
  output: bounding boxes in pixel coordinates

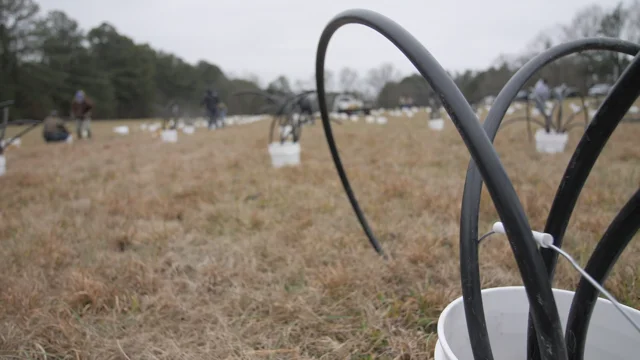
[38,0,622,86]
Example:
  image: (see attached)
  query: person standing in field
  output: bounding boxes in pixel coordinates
[202,89,220,130]
[532,78,552,131]
[70,90,94,139]
[43,110,72,143]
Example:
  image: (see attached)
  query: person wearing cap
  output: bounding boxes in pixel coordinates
[70,90,94,139]
[43,110,72,143]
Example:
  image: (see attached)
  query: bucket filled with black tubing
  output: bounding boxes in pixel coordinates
[315,9,640,360]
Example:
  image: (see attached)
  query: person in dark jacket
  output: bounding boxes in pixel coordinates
[202,89,220,129]
[70,90,94,139]
[43,111,72,143]
[297,95,315,124]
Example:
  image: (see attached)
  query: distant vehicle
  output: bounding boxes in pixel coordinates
[554,85,581,99]
[333,93,371,115]
[514,90,530,102]
[483,95,496,105]
[588,83,612,97]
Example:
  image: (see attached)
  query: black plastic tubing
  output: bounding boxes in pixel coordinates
[315,9,567,359]
[459,38,640,360]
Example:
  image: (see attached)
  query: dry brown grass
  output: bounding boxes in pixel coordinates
[0,111,638,359]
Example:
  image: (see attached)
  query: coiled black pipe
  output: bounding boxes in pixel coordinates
[459,39,640,360]
[233,90,317,144]
[315,9,568,358]
[499,90,589,142]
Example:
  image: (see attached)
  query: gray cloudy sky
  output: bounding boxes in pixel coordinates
[39,0,620,86]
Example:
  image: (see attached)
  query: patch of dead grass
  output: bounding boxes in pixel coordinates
[0,116,638,359]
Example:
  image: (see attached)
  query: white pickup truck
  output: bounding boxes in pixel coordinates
[333,93,371,115]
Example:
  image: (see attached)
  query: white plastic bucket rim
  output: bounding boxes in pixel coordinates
[268,141,301,168]
[435,286,640,360]
[161,129,178,143]
[183,125,195,134]
[113,125,129,135]
[0,154,6,176]
[535,128,568,154]
[429,118,445,130]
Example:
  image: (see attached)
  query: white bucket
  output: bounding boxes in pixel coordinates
[0,138,20,149]
[182,125,195,134]
[0,154,6,176]
[435,286,640,360]
[570,103,582,114]
[535,129,568,154]
[268,141,300,168]
[429,119,445,131]
[161,129,178,143]
[113,126,129,135]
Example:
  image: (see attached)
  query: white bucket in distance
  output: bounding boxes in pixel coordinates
[161,129,178,143]
[182,125,195,135]
[429,118,445,131]
[113,125,129,135]
[435,286,640,360]
[0,154,6,176]
[535,128,568,154]
[268,141,300,168]
[1,138,22,148]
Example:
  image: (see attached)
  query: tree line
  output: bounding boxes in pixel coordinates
[1,0,638,120]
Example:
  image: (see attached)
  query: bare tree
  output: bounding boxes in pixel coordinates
[293,78,307,92]
[323,69,335,92]
[366,62,401,98]
[266,75,292,95]
[600,2,629,79]
[338,67,359,92]
[243,72,262,88]
[622,0,640,43]
[562,5,604,40]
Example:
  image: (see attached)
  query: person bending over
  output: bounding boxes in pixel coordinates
[43,111,72,143]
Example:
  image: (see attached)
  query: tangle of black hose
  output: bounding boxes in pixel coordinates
[232,90,315,144]
[459,38,640,360]
[498,92,589,139]
[315,9,568,359]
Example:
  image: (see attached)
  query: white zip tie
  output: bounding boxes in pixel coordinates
[488,222,640,335]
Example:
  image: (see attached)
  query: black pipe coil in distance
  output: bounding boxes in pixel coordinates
[315,9,569,359]
[232,90,316,144]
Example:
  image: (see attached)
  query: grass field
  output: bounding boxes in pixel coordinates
[0,109,638,359]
